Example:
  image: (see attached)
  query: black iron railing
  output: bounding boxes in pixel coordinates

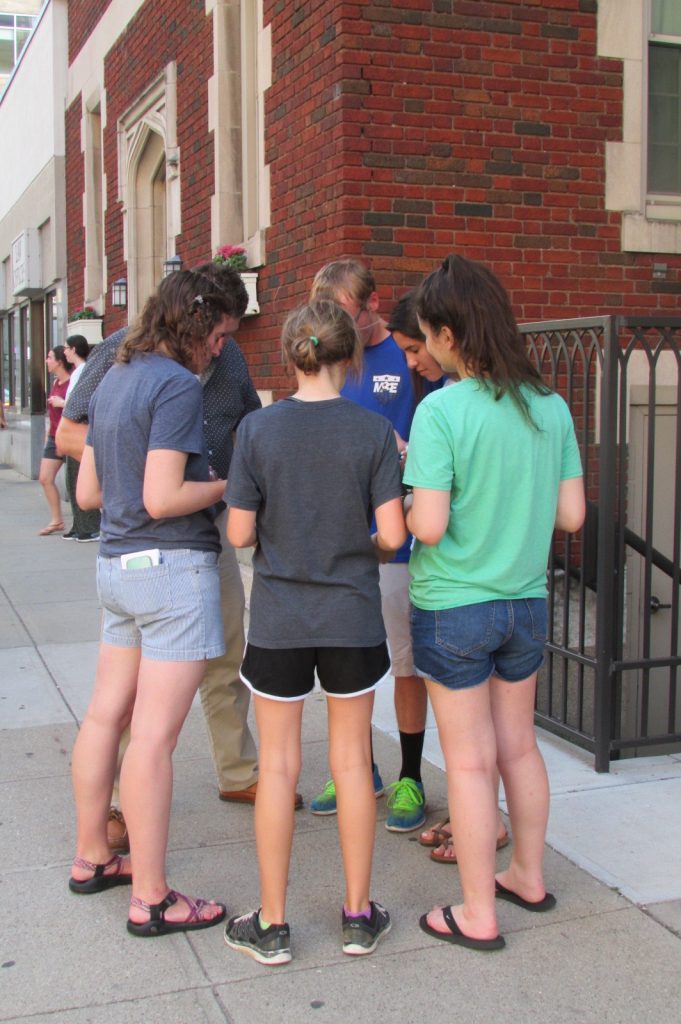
[522,316,681,771]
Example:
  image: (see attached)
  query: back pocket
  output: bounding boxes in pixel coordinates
[116,563,172,617]
[434,603,495,657]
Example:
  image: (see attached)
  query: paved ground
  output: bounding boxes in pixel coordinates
[1,465,680,1024]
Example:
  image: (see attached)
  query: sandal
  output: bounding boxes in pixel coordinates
[69,853,132,894]
[127,889,226,937]
[38,522,64,536]
[419,905,505,951]
[418,817,451,848]
[430,830,510,864]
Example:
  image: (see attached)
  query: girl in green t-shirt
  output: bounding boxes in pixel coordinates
[403,255,585,952]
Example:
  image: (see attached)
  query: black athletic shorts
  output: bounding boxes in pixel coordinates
[240,642,391,702]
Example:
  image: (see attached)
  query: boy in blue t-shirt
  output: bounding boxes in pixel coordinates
[308,259,427,833]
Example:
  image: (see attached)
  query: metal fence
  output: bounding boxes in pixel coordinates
[522,316,681,771]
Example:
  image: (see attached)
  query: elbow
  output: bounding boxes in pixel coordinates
[144,495,171,520]
[411,523,446,546]
[226,528,254,548]
[377,526,408,552]
[558,507,586,534]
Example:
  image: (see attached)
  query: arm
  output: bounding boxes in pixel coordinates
[405,488,451,546]
[555,476,586,534]
[227,507,258,548]
[143,449,226,519]
[372,496,408,557]
[75,445,102,510]
[55,416,88,460]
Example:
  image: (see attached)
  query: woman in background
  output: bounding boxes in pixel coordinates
[38,345,71,535]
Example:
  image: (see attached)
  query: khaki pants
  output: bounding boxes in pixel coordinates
[198,517,258,790]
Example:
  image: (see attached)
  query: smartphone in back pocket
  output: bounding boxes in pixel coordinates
[121,548,161,570]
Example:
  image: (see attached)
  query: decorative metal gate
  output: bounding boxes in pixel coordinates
[522,317,681,771]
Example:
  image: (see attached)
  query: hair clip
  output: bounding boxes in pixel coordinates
[192,295,204,306]
[310,335,319,347]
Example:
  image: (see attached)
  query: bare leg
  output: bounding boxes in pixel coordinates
[394,673,427,733]
[491,671,550,902]
[424,678,500,940]
[123,657,222,925]
[38,456,63,526]
[253,695,303,924]
[71,643,139,877]
[328,691,376,912]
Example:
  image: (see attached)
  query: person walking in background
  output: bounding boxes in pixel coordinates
[63,335,101,542]
[68,270,231,937]
[308,260,436,834]
[404,255,585,951]
[224,300,406,965]
[37,345,71,535]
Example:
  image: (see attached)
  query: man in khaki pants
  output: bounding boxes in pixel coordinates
[57,265,300,850]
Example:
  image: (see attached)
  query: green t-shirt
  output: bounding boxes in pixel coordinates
[403,378,583,610]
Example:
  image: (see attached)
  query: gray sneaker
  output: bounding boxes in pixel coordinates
[224,909,292,966]
[342,901,391,956]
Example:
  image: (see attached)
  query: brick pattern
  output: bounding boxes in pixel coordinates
[65,98,86,318]
[66,0,213,337]
[67,0,681,397]
[247,0,681,396]
[68,1,114,65]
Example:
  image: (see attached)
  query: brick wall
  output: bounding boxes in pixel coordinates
[66,0,213,336]
[65,97,85,318]
[246,0,681,395]
[67,1,681,395]
[68,1,113,64]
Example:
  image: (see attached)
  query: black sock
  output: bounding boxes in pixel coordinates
[399,730,425,784]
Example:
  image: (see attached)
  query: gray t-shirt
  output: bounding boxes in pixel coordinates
[88,352,220,556]
[227,396,403,648]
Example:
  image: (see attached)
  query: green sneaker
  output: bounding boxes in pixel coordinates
[385,777,426,832]
[310,765,385,816]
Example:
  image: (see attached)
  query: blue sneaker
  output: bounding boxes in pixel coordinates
[310,765,385,816]
[385,777,426,832]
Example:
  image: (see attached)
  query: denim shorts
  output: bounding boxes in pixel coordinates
[43,435,64,461]
[97,549,225,662]
[411,598,547,691]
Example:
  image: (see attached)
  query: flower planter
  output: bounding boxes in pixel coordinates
[240,272,260,317]
[66,319,104,345]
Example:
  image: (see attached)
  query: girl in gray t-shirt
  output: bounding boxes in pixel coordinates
[224,300,406,965]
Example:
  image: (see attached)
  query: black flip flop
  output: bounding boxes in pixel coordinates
[419,905,505,951]
[495,879,556,912]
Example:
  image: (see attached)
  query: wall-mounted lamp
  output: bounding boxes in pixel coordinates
[652,262,668,280]
[163,255,183,277]
[111,278,127,307]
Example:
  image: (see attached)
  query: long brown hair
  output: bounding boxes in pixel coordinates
[118,271,230,368]
[417,255,550,422]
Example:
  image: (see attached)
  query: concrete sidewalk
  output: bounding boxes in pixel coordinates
[1,464,680,1024]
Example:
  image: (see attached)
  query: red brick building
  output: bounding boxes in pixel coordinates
[65,0,681,397]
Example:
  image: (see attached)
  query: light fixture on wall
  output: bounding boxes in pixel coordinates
[163,255,183,277]
[652,263,668,280]
[111,278,127,307]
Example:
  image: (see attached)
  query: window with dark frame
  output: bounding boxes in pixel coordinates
[648,0,681,194]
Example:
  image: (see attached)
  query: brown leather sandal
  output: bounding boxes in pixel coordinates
[418,817,451,848]
[430,831,510,864]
